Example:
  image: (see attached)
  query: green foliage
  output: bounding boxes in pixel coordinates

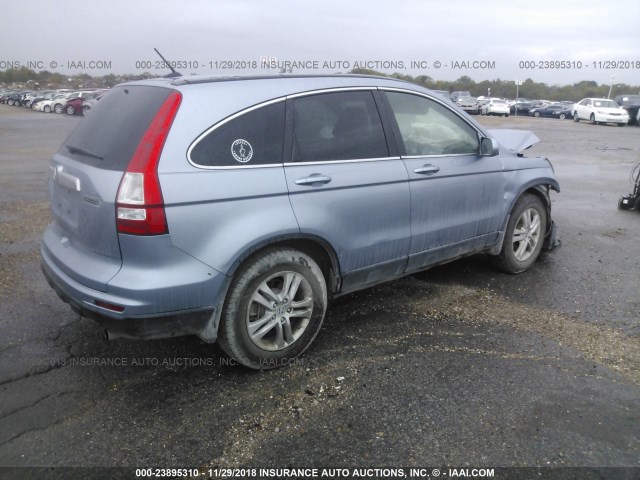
[1,67,638,101]
[350,68,639,101]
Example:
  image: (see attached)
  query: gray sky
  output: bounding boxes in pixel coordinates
[2,0,639,86]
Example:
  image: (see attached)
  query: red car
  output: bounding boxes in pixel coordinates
[64,97,85,115]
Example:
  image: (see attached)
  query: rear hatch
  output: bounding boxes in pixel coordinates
[46,85,174,291]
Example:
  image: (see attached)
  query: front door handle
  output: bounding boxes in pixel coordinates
[413,165,440,175]
[294,174,332,186]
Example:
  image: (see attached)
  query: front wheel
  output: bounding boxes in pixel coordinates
[218,248,328,369]
[574,112,579,122]
[66,105,75,115]
[590,113,597,125]
[491,194,547,274]
[54,103,64,114]
[559,113,566,120]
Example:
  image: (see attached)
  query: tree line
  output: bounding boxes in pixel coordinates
[1,66,638,101]
[352,69,639,101]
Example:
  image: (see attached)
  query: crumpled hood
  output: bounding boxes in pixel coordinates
[487,129,540,153]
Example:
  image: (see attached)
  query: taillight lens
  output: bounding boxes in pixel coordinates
[116,90,182,235]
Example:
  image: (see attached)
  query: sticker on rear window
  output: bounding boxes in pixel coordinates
[231,139,253,163]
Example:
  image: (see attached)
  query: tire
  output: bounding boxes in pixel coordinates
[590,113,597,125]
[218,248,327,369]
[505,114,509,117]
[617,123,625,127]
[559,113,566,120]
[635,197,640,213]
[54,103,63,114]
[534,111,540,117]
[574,112,579,122]
[82,105,90,114]
[43,105,51,113]
[66,105,75,115]
[491,193,547,274]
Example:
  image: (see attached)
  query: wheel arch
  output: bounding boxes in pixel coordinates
[489,180,559,255]
[205,234,342,343]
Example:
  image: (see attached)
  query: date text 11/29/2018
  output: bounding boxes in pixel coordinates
[519,60,640,69]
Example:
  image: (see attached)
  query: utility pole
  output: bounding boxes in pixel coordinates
[607,75,616,99]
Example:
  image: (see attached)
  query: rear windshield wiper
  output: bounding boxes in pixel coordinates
[66,145,104,160]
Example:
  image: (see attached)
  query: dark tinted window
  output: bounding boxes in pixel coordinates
[385,92,479,156]
[291,91,388,162]
[190,101,285,167]
[60,86,172,171]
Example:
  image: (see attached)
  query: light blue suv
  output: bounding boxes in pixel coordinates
[42,74,559,369]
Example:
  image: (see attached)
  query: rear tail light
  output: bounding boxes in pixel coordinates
[116,90,182,235]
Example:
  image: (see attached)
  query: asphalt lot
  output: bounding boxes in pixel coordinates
[0,105,638,477]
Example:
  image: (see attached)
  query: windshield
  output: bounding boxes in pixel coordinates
[593,100,619,108]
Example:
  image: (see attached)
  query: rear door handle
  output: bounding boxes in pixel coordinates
[294,174,332,186]
[413,165,440,175]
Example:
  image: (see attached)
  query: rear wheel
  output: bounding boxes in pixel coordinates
[559,113,566,120]
[66,105,75,115]
[54,103,63,114]
[218,248,327,369]
[534,111,540,117]
[43,105,51,113]
[491,194,547,274]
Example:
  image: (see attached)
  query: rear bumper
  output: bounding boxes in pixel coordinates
[41,243,223,342]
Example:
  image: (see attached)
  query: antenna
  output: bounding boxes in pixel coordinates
[153,48,182,78]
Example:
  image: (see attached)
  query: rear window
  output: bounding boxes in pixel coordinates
[59,85,173,171]
[189,100,285,167]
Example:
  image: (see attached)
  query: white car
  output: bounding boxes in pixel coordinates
[573,98,629,126]
[34,93,72,113]
[481,98,510,117]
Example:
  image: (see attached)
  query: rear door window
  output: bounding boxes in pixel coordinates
[189,101,285,167]
[290,91,389,162]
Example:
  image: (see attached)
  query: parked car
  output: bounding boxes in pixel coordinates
[573,98,629,126]
[4,92,25,106]
[529,104,566,118]
[53,93,73,114]
[41,74,559,369]
[34,94,70,113]
[31,92,56,109]
[481,98,510,116]
[551,106,573,120]
[65,97,85,115]
[510,101,533,115]
[450,90,471,103]
[456,96,479,114]
[613,94,640,125]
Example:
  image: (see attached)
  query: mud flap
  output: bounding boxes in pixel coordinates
[542,220,560,251]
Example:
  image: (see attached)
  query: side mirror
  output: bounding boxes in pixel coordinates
[481,137,499,157]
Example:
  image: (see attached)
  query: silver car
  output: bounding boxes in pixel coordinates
[42,74,559,369]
